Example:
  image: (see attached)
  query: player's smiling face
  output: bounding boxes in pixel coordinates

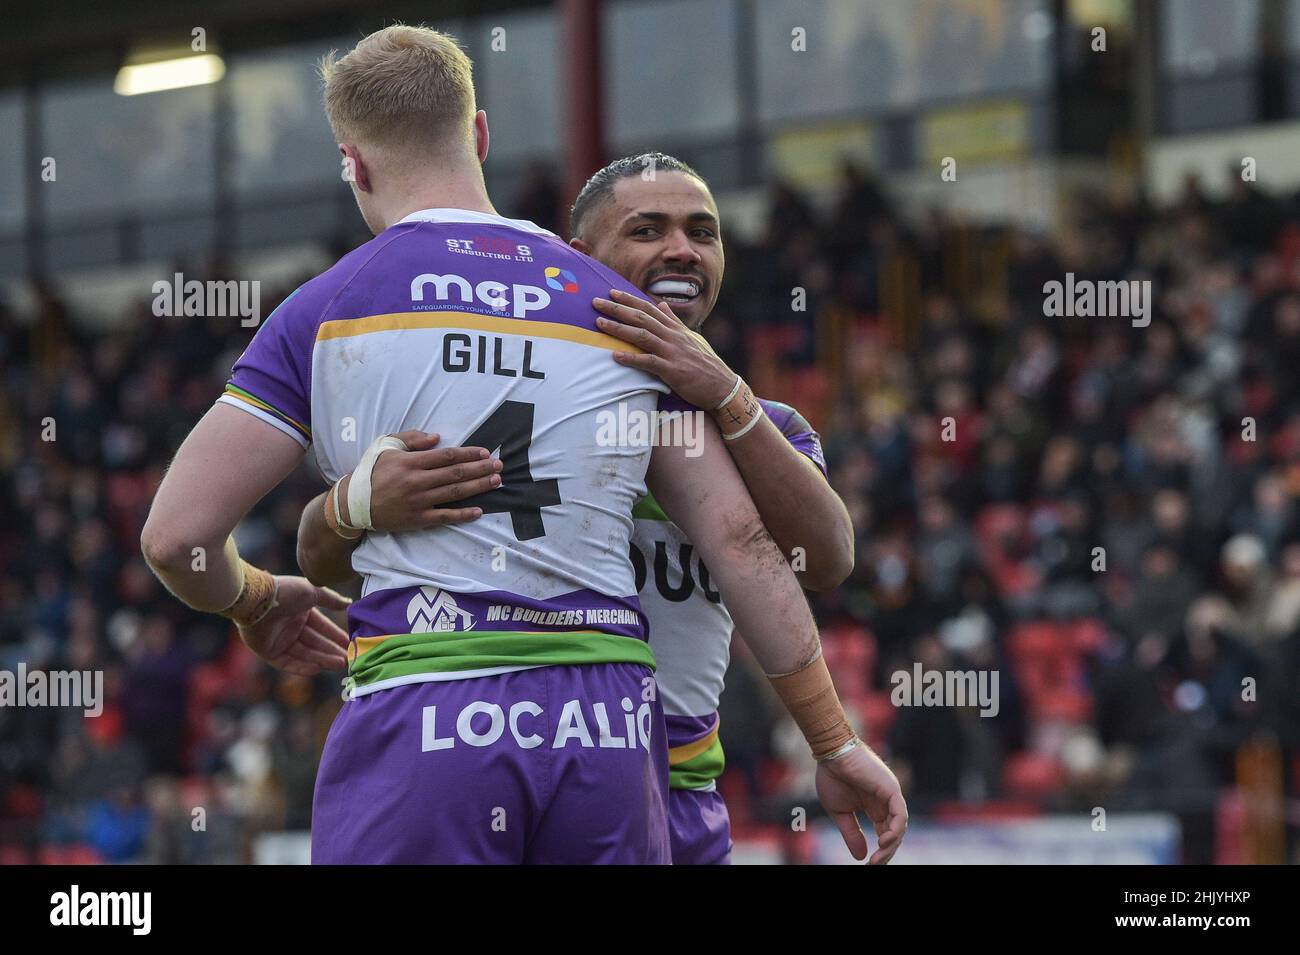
[582,171,724,330]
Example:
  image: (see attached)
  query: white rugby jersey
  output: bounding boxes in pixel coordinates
[219,209,683,694]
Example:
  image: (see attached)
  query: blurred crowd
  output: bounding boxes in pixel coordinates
[711,165,1300,864]
[1,163,1298,863]
[0,263,333,862]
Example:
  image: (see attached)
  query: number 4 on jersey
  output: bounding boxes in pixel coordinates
[452,400,561,541]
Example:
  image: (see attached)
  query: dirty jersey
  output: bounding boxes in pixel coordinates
[220,208,678,697]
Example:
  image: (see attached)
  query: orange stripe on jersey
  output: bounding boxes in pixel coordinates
[316,310,645,354]
[222,384,312,440]
[668,722,720,766]
[348,629,612,664]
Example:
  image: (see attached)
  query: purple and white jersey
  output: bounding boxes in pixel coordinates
[219,209,676,693]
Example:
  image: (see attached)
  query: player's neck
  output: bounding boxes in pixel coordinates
[382,178,499,230]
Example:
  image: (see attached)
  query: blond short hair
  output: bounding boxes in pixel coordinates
[320,25,476,162]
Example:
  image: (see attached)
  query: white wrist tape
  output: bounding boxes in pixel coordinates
[722,412,762,441]
[816,737,862,763]
[345,434,408,530]
[714,375,742,410]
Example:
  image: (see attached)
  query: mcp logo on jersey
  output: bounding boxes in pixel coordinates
[410,272,551,318]
[544,267,579,293]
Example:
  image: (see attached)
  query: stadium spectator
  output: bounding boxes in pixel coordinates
[1,162,1297,863]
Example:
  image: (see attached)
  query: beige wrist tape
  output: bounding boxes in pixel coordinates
[346,435,409,530]
[766,650,857,761]
[324,481,364,540]
[218,559,279,628]
[712,376,761,440]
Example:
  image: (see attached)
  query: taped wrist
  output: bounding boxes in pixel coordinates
[218,559,279,628]
[766,650,856,761]
[345,434,409,530]
[324,480,364,540]
[712,375,761,441]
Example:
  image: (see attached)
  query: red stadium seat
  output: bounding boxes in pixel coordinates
[85,703,124,745]
[780,366,829,422]
[717,770,753,832]
[821,622,875,702]
[1214,788,1245,865]
[861,692,898,747]
[931,799,1042,822]
[37,844,100,865]
[1006,619,1100,724]
[4,783,42,819]
[0,845,31,865]
[63,844,104,865]
[1002,752,1064,797]
[1065,617,1107,654]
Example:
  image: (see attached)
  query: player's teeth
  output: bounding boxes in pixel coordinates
[648,280,698,298]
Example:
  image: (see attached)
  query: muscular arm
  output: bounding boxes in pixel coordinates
[141,402,304,608]
[594,290,853,589]
[646,415,819,677]
[721,414,854,590]
[653,414,907,864]
[142,402,350,676]
[298,487,360,587]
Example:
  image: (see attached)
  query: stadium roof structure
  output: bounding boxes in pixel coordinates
[0,0,547,89]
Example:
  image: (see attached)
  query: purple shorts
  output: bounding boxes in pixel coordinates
[668,787,733,865]
[311,663,671,864]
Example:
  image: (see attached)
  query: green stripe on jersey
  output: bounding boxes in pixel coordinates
[346,629,657,693]
[632,493,670,522]
[670,734,726,790]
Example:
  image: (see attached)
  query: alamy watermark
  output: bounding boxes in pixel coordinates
[152,272,261,327]
[890,663,1000,717]
[1043,272,1151,327]
[0,664,103,717]
[595,404,705,457]
[50,885,151,935]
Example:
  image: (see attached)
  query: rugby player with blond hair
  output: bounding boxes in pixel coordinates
[144,25,904,864]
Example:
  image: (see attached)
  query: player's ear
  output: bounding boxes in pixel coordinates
[474,110,489,164]
[340,143,371,192]
[570,236,592,255]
